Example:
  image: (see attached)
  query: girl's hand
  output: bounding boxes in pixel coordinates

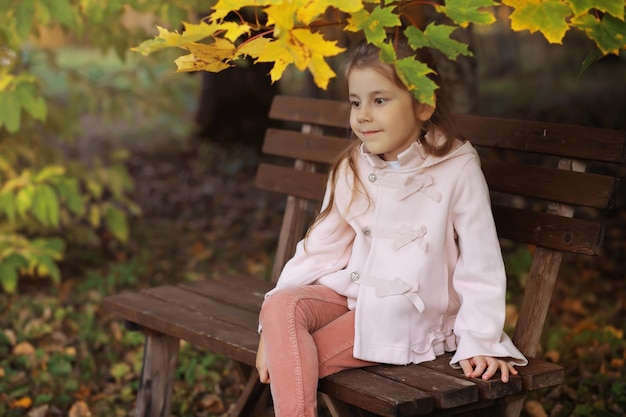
[458,356,518,383]
[256,336,270,384]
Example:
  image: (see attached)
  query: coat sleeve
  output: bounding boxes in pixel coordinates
[264,171,356,298]
[448,156,527,367]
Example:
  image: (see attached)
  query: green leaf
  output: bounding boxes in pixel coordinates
[42,0,75,27]
[503,0,573,44]
[378,41,397,63]
[435,0,497,28]
[0,262,18,293]
[394,57,437,106]
[33,237,65,256]
[55,178,84,216]
[572,13,626,55]
[15,0,35,41]
[110,362,131,382]
[34,165,65,183]
[105,205,128,242]
[578,49,603,80]
[567,0,625,20]
[346,6,402,44]
[405,24,472,61]
[0,190,16,222]
[1,90,21,133]
[0,253,27,293]
[16,184,35,218]
[32,184,60,227]
[85,178,103,199]
[36,256,61,283]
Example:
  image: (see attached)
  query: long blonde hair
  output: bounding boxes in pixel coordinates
[306,37,457,240]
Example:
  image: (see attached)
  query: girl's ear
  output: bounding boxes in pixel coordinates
[416,99,436,121]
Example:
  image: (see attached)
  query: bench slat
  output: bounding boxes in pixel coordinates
[102,292,259,365]
[259,148,617,216]
[255,163,327,201]
[493,206,604,255]
[482,160,618,208]
[178,274,270,314]
[256,164,605,255]
[455,114,626,163]
[319,368,434,417]
[427,356,564,394]
[143,285,260,330]
[268,96,626,163]
[417,354,522,400]
[269,95,349,129]
[367,364,479,409]
[263,128,348,163]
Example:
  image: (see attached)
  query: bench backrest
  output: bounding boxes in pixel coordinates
[256,95,625,358]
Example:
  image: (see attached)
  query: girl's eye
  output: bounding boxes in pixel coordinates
[351,100,361,108]
[374,98,386,104]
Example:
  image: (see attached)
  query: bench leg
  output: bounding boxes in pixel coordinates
[135,331,180,417]
[229,363,273,417]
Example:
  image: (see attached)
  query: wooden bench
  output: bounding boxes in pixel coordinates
[102,95,625,417]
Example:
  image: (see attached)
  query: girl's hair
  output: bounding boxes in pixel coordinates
[305,37,458,241]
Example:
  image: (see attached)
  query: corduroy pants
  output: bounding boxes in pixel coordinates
[259,285,374,417]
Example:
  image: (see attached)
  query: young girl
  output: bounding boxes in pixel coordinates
[256,38,528,417]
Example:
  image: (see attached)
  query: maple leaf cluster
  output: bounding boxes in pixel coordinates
[133,0,626,105]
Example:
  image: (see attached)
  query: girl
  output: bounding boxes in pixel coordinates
[256,38,528,417]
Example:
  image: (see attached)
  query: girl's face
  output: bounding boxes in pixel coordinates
[348,66,433,161]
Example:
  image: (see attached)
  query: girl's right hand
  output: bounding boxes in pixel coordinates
[256,336,270,384]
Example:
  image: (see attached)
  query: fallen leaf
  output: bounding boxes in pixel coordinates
[27,405,49,417]
[195,393,224,414]
[544,350,560,363]
[68,401,92,417]
[10,396,32,409]
[13,341,35,356]
[4,329,16,345]
[524,399,547,417]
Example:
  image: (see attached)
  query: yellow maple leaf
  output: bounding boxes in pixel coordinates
[249,38,295,83]
[132,22,219,56]
[218,21,252,42]
[238,36,273,60]
[307,54,336,90]
[297,0,363,25]
[265,2,300,33]
[211,0,272,21]
[503,0,572,44]
[174,39,236,73]
[290,28,345,70]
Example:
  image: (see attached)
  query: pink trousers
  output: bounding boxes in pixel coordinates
[259,285,374,417]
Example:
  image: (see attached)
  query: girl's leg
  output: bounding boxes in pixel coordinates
[313,309,374,378]
[260,285,359,417]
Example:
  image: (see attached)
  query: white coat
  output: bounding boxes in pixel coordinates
[265,134,528,367]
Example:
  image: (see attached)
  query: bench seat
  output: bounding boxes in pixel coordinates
[103,274,564,416]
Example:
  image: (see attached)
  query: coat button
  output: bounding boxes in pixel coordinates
[368,173,377,183]
[350,271,360,281]
[362,226,371,236]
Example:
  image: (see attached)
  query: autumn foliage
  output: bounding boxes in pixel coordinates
[134,0,626,105]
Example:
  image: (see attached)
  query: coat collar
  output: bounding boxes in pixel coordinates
[359,129,475,170]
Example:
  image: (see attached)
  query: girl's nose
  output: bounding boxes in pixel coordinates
[357,106,371,122]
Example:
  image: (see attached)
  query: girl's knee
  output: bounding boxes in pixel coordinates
[260,287,302,323]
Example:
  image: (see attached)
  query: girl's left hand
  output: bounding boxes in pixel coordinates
[458,356,518,383]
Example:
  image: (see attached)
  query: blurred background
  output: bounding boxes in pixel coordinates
[1,3,625,417]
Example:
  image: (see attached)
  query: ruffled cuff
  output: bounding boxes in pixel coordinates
[449,330,528,368]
